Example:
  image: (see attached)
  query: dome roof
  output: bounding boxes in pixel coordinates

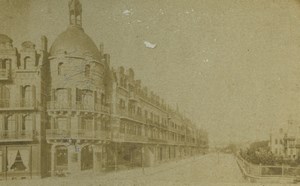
[50,26,101,61]
[0,34,12,44]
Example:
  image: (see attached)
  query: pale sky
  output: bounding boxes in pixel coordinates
[1,0,300,146]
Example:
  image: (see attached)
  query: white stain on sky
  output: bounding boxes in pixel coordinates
[123,9,133,16]
[144,41,157,49]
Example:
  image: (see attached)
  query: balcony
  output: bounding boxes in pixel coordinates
[74,129,94,139]
[47,101,109,114]
[116,108,145,124]
[46,129,71,140]
[124,134,148,143]
[0,99,38,111]
[0,99,9,108]
[148,137,167,144]
[46,129,111,141]
[47,101,71,110]
[127,112,146,123]
[113,133,148,143]
[129,92,138,102]
[95,130,111,140]
[0,130,36,142]
[95,104,110,113]
[0,69,10,81]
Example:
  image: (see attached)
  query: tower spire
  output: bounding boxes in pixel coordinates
[69,0,82,27]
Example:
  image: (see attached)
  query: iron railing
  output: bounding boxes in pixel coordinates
[0,130,35,141]
[46,129,111,140]
[0,99,38,109]
[236,154,300,178]
[47,101,109,113]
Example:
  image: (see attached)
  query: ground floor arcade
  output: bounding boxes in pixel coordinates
[48,141,201,177]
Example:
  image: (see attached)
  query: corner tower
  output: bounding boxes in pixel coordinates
[46,0,110,176]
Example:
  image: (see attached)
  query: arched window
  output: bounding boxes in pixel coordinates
[0,59,6,69]
[81,117,93,130]
[5,115,16,131]
[85,65,90,77]
[0,85,10,108]
[24,57,31,69]
[56,146,68,166]
[58,62,63,75]
[22,114,32,131]
[82,90,93,109]
[56,117,67,130]
[23,86,32,107]
[56,89,69,108]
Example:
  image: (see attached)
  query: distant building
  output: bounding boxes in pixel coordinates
[270,120,300,160]
[0,0,208,180]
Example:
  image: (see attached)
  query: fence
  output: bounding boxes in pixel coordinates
[236,154,300,179]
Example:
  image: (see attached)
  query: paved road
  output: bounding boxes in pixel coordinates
[130,153,246,184]
[71,153,246,185]
[5,153,248,186]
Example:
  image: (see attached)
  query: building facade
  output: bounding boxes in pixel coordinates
[270,120,300,160]
[0,0,208,180]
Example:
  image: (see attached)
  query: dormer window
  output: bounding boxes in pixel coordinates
[58,63,63,75]
[24,57,31,69]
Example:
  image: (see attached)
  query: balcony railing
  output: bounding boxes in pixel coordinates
[95,104,110,113]
[124,133,148,143]
[20,99,38,108]
[46,129,111,140]
[0,99,9,108]
[0,130,36,141]
[128,112,146,123]
[46,129,71,139]
[148,137,167,144]
[117,108,146,123]
[129,92,138,102]
[47,101,110,113]
[95,130,111,140]
[0,69,10,80]
[0,99,38,110]
[75,129,94,139]
[47,101,71,110]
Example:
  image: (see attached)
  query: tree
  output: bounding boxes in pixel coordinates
[240,140,276,165]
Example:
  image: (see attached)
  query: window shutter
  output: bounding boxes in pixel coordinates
[15,114,19,131]
[6,86,9,101]
[51,89,55,101]
[50,117,55,129]
[32,113,36,131]
[20,86,23,107]
[68,88,72,107]
[32,85,36,107]
[76,88,82,102]
[94,91,97,104]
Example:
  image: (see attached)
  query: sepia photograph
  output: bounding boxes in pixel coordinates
[0,0,300,185]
